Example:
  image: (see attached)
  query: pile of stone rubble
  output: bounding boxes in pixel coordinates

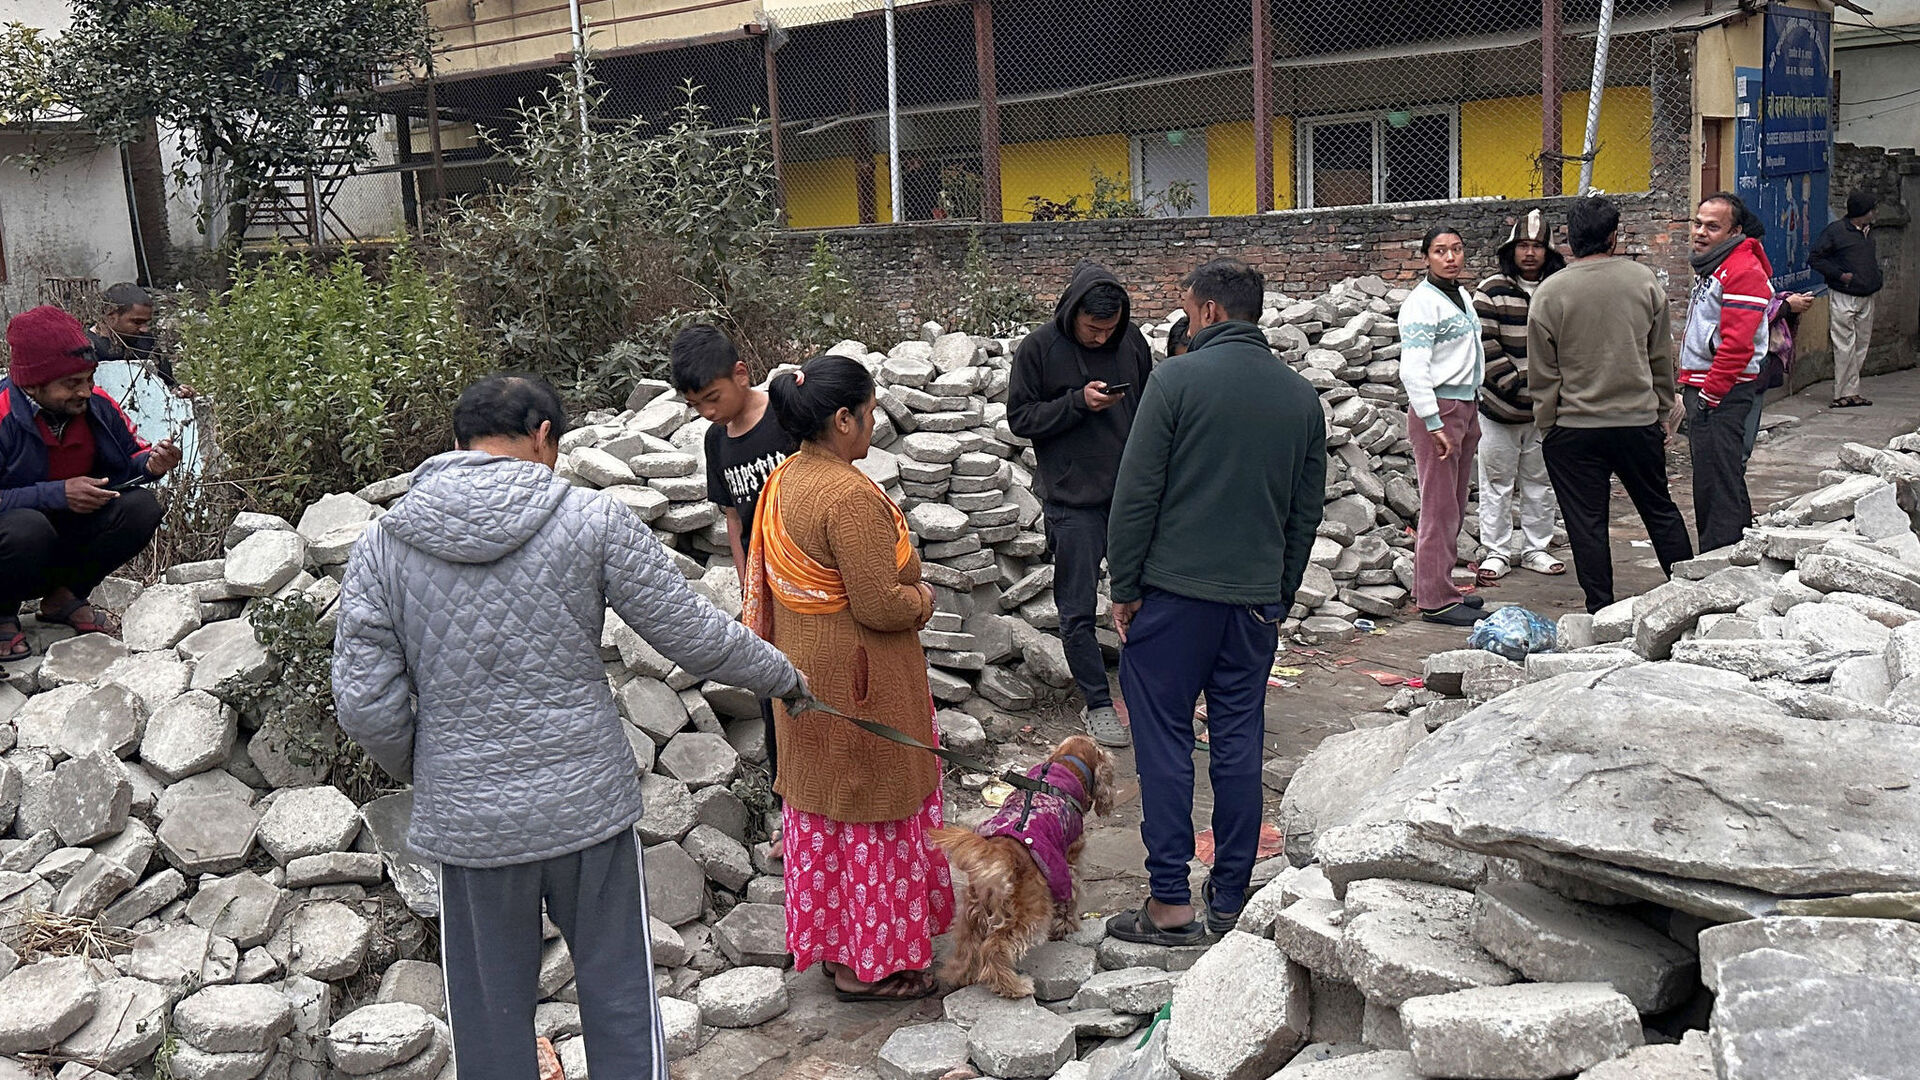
[0,273,1467,1080]
[1037,427,1920,1080]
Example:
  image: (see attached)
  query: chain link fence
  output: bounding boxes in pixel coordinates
[329,0,1687,238]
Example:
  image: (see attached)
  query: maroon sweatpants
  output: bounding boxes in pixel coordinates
[1407,399,1482,610]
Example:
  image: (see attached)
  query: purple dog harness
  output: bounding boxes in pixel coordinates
[977,756,1094,905]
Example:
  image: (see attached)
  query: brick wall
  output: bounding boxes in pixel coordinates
[773,192,1697,334]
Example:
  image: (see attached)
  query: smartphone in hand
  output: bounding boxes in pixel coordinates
[1100,382,1131,395]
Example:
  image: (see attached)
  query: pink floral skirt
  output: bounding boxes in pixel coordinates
[782,789,954,983]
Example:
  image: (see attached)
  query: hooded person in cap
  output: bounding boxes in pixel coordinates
[1,305,182,660]
[1810,189,1883,409]
[1472,210,1568,580]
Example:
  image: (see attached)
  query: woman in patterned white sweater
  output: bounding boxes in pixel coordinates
[1398,226,1488,627]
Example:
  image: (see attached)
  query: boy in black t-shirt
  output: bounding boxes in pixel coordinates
[671,325,797,783]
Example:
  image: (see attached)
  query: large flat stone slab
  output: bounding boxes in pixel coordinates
[1280,719,1425,866]
[1355,661,1920,897]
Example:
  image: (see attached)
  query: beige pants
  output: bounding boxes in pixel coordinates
[1830,290,1876,400]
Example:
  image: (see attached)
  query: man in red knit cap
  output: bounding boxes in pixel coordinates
[3,305,182,660]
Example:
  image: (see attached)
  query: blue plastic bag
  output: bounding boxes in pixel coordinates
[1466,605,1557,661]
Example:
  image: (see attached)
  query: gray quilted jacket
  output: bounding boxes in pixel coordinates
[332,450,799,868]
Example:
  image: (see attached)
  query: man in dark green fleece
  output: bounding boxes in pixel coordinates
[1104,258,1327,945]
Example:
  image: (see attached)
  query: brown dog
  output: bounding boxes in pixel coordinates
[930,734,1115,998]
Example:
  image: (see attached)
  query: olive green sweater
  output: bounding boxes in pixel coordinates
[1526,256,1675,430]
[1107,321,1328,607]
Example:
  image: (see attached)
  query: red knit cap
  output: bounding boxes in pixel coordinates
[6,305,97,387]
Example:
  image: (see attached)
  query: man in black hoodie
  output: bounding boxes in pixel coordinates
[1008,262,1155,748]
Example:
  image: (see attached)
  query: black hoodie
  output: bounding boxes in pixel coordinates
[1006,263,1155,507]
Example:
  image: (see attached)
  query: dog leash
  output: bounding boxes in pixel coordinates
[784,692,1087,810]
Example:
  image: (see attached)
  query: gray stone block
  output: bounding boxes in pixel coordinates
[1167,931,1308,1080]
[256,785,361,864]
[174,983,297,1054]
[692,965,788,1027]
[878,1021,972,1080]
[967,1003,1074,1079]
[0,956,100,1054]
[1400,982,1641,1078]
[1470,881,1697,1012]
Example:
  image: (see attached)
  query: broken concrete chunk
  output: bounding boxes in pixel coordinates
[1470,881,1697,1012]
[1400,982,1642,1079]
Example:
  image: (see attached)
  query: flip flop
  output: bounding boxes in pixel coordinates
[1106,907,1207,947]
[0,620,29,662]
[833,968,939,1002]
[38,596,117,637]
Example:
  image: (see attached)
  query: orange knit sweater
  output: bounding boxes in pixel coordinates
[769,443,939,823]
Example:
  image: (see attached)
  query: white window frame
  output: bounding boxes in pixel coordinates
[1298,106,1460,208]
[1127,130,1208,218]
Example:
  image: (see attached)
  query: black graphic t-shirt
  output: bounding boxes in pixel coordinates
[704,406,797,543]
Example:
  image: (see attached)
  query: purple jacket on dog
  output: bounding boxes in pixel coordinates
[977,758,1093,905]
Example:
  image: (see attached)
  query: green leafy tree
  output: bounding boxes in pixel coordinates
[46,0,430,231]
[0,23,59,126]
[442,71,789,401]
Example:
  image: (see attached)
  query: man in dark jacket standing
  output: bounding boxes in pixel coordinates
[1810,189,1883,409]
[1104,258,1326,945]
[1008,261,1155,748]
[2,306,181,660]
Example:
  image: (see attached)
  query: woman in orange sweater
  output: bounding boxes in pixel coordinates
[744,353,950,1001]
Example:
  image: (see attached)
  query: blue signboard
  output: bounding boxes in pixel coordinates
[1739,6,1832,292]
[1761,7,1831,176]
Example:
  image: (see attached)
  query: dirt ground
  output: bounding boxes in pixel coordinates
[675,366,1920,1080]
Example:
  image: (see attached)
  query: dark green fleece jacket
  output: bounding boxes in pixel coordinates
[1107,320,1328,607]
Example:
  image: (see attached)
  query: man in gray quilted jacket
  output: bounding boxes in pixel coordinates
[333,374,804,1080]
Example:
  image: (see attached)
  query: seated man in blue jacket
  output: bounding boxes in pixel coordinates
[2,305,182,659]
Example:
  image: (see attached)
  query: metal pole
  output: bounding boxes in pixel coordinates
[1578,0,1616,194]
[764,28,788,218]
[570,0,590,134]
[884,0,902,223]
[1252,0,1273,213]
[973,0,1002,222]
[119,144,153,286]
[425,72,448,213]
[1541,0,1562,196]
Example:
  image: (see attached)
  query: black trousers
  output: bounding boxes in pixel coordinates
[0,490,163,618]
[440,830,667,1080]
[1043,500,1113,710]
[1542,424,1695,614]
[1685,382,1759,553]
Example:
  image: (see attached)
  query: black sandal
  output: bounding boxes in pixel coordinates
[1106,907,1207,947]
[1202,879,1243,937]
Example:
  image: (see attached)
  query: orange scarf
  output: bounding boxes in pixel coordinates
[744,451,913,641]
